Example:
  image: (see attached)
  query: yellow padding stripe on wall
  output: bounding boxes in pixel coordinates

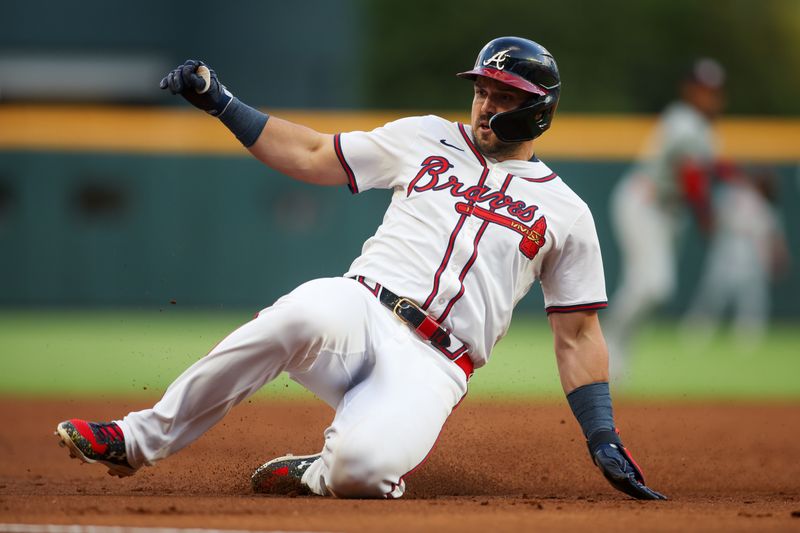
[1,105,798,161]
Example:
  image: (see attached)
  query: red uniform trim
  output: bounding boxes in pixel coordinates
[430,343,473,379]
[458,122,487,167]
[421,130,489,311]
[545,302,608,314]
[521,172,558,183]
[436,222,489,323]
[432,343,469,361]
[422,215,471,310]
[333,133,358,194]
[355,275,381,296]
[436,173,514,322]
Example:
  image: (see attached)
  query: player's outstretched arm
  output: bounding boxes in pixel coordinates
[160,60,347,187]
[549,311,667,500]
[248,117,347,187]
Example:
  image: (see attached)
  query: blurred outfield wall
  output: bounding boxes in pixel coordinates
[2,0,799,314]
[1,107,798,316]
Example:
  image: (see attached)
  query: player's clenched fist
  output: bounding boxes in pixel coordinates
[160,59,268,147]
[160,59,232,116]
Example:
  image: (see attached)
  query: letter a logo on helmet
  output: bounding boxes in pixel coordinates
[458,36,561,143]
[482,49,512,70]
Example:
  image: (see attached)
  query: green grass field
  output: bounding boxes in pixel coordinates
[1,309,798,400]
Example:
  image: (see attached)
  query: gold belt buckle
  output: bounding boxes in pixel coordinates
[392,297,418,323]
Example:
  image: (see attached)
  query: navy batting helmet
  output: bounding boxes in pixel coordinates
[458,36,560,142]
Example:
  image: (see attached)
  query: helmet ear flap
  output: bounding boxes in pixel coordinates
[489,95,557,143]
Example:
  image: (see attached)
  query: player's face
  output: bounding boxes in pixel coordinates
[682,82,726,119]
[471,77,531,159]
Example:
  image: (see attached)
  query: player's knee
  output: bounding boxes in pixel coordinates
[327,440,401,499]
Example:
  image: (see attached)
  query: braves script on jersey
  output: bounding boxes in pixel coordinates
[335,115,608,367]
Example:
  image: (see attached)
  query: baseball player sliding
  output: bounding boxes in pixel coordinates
[55,37,665,500]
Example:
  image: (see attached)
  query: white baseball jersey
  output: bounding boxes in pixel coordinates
[631,101,718,207]
[335,115,608,367]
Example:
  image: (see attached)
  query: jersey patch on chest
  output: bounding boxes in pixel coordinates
[455,203,547,259]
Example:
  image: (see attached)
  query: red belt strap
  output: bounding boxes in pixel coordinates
[452,352,474,378]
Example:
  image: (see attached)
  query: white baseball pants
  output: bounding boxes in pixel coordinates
[117,277,468,498]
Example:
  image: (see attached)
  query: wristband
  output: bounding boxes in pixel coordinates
[566,381,615,441]
[218,97,270,147]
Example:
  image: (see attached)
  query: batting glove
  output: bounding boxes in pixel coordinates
[159,59,232,116]
[588,429,667,500]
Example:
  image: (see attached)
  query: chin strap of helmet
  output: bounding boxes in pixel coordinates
[489,93,557,143]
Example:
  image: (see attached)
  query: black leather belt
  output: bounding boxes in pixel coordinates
[350,276,450,348]
[350,276,475,379]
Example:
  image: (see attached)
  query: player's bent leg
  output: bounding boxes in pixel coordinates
[325,431,408,498]
[312,329,468,499]
[99,278,370,470]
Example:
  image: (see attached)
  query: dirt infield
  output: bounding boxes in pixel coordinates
[1,397,799,532]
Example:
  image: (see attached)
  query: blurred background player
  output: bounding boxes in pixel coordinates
[681,168,790,349]
[604,58,727,380]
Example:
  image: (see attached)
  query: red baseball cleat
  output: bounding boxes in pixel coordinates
[251,453,321,495]
[55,419,137,478]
